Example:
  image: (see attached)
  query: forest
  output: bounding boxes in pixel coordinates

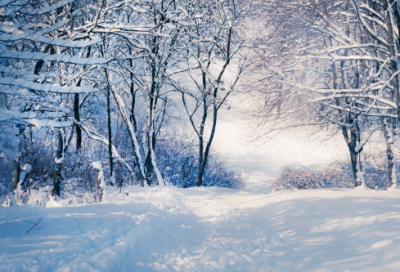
[2,1,400,270]
[2,0,400,203]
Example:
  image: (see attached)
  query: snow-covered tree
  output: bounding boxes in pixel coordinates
[249,0,400,189]
[169,0,246,186]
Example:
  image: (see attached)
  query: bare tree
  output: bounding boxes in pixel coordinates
[249,0,400,189]
[171,0,246,186]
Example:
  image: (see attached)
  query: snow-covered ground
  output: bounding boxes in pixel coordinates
[1,186,400,271]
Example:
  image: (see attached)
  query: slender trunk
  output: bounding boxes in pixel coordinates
[144,51,164,186]
[12,159,20,190]
[100,42,114,185]
[145,99,164,186]
[355,121,365,187]
[342,123,362,186]
[74,93,82,150]
[356,148,366,188]
[145,151,153,185]
[145,93,155,185]
[196,99,219,187]
[381,117,396,188]
[196,101,207,186]
[110,84,146,186]
[195,84,208,187]
[106,77,114,184]
[196,134,204,187]
[73,47,91,150]
[52,130,63,197]
[128,47,138,132]
[130,82,138,131]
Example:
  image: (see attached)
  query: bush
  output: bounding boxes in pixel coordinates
[271,161,353,192]
[156,134,242,188]
[1,128,240,206]
[272,156,398,192]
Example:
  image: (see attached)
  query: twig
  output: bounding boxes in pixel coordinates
[26,218,43,234]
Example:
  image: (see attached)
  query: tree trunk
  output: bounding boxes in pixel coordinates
[74,93,82,150]
[144,73,164,186]
[381,117,396,188]
[356,149,366,188]
[342,124,362,187]
[12,158,20,190]
[349,149,358,182]
[12,127,26,192]
[145,119,164,186]
[196,161,206,187]
[93,163,104,202]
[145,94,154,186]
[106,74,114,184]
[196,101,219,187]
[196,96,208,187]
[145,150,154,185]
[196,135,204,187]
[52,130,63,197]
[73,46,92,151]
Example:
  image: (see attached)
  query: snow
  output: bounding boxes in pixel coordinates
[0,51,109,65]
[92,161,106,192]
[1,186,400,271]
[0,25,101,48]
[27,119,73,129]
[0,77,94,94]
[19,0,75,15]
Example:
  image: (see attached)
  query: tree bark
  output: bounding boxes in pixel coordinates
[53,130,63,197]
[105,71,114,184]
[196,99,219,187]
[342,123,362,187]
[12,158,21,190]
[93,166,103,202]
[74,93,82,150]
[381,117,396,188]
[73,46,91,151]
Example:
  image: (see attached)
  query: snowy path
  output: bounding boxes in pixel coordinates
[2,187,400,271]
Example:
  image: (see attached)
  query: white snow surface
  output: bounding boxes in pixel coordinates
[2,186,400,271]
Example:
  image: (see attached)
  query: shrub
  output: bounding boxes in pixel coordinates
[272,156,398,192]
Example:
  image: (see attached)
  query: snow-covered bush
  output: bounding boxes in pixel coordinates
[1,128,240,206]
[156,134,241,188]
[272,157,398,192]
[271,163,352,192]
[203,159,242,189]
